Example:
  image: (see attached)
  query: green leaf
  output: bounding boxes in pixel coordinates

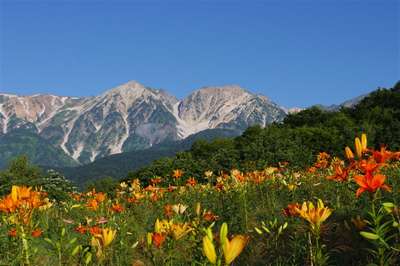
[71,245,81,256]
[254,227,263,235]
[44,238,53,245]
[69,237,77,245]
[85,252,92,265]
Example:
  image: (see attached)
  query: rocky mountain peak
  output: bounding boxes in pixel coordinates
[190,85,251,99]
[103,80,148,97]
[101,80,177,107]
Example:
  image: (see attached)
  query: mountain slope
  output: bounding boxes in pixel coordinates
[0,128,78,169]
[56,128,241,185]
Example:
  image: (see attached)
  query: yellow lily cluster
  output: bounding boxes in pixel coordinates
[154,218,192,240]
[203,223,248,265]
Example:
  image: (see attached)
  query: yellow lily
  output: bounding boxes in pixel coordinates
[202,235,217,264]
[222,235,249,265]
[154,219,173,233]
[171,223,192,240]
[101,228,116,247]
[296,199,332,231]
[220,222,248,265]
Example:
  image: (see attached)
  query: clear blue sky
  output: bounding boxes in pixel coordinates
[0,0,398,107]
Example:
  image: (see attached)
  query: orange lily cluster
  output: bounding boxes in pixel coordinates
[0,185,47,224]
[85,189,107,210]
[321,134,398,197]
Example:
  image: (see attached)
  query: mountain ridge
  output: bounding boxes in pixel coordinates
[0,81,287,166]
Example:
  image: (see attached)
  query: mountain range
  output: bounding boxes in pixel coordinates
[0,81,287,168]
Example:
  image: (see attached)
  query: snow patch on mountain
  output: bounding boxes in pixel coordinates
[0,103,9,134]
[172,102,209,138]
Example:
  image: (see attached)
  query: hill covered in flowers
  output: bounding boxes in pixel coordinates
[0,133,399,265]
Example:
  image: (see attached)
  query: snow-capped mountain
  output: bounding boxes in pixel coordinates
[176,85,285,138]
[0,81,287,164]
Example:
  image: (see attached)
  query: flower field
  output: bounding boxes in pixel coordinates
[1,134,400,265]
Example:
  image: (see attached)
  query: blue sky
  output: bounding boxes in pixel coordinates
[0,0,398,107]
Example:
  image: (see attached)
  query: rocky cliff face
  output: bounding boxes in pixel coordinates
[0,81,287,164]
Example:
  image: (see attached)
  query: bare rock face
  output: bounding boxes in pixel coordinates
[0,81,287,164]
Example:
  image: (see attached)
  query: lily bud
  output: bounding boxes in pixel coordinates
[146,232,153,247]
[154,219,161,233]
[345,147,354,160]
[202,236,217,264]
[195,202,201,217]
[361,133,367,152]
[220,222,228,246]
[355,137,362,158]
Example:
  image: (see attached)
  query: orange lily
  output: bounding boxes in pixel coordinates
[86,199,99,210]
[327,164,349,182]
[186,177,197,186]
[111,203,124,213]
[373,146,393,164]
[354,173,391,197]
[282,203,301,217]
[358,158,381,175]
[8,228,17,237]
[152,232,166,248]
[172,169,183,179]
[31,228,43,238]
